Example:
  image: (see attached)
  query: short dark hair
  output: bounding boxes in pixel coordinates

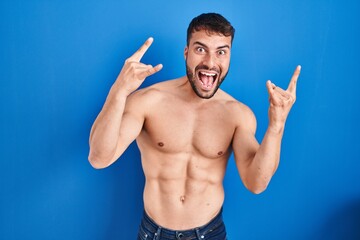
[187,13,235,46]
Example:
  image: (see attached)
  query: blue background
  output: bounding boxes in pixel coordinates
[1,0,360,239]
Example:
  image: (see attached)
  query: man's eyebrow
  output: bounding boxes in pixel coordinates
[193,41,230,49]
[193,41,208,48]
[217,44,230,49]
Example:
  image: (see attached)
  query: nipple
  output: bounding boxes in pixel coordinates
[180,195,185,203]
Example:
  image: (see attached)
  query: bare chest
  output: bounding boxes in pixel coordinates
[138,100,235,158]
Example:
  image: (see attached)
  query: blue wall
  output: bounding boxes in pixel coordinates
[1,0,360,239]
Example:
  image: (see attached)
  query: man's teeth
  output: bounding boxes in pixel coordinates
[200,71,216,76]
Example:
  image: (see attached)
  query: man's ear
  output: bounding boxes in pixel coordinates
[184,46,188,60]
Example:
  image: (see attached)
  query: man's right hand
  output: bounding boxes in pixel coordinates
[114,37,163,95]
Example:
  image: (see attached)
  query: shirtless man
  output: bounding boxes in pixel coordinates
[88,13,300,239]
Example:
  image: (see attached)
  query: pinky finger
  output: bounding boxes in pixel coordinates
[266,80,275,94]
[153,64,163,73]
[139,64,163,79]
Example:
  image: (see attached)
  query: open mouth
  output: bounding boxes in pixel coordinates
[197,70,218,90]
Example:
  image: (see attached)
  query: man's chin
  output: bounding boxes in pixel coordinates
[194,86,219,99]
[197,94,215,99]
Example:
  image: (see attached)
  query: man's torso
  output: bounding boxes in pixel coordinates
[130,77,245,229]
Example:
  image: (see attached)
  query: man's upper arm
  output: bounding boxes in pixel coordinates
[111,90,148,162]
[232,104,259,183]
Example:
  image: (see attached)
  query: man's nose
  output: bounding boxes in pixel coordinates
[203,53,216,68]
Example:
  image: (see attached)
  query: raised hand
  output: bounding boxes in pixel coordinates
[266,65,301,128]
[114,37,163,95]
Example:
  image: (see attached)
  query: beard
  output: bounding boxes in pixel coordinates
[185,61,228,99]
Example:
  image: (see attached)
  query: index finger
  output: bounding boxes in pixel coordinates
[287,65,301,94]
[128,37,154,62]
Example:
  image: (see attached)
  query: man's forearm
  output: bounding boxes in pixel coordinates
[248,124,284,193]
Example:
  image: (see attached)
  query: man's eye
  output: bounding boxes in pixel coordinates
[218,50,226,55]
[196,47,205,53]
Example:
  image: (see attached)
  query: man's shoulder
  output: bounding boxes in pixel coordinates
[129,79,178,103]
[218,90,252,112]
[218,90,256,124]
[146,78,182,91]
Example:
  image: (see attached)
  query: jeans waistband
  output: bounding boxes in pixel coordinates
[141,208,224,239]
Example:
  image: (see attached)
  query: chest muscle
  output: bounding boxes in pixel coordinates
[139,102,234,159]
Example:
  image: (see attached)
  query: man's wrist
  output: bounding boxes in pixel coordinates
[109,82,132,98]
[267,122,285,135]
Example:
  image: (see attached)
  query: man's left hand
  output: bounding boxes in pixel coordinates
[266,65,301,130]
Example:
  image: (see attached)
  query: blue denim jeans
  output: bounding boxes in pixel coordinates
[137,208,227,240]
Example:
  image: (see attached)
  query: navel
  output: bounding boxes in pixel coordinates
[180,195,186,203]
[158,142,164,147]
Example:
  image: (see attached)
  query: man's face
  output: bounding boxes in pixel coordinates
[185,30,232,99]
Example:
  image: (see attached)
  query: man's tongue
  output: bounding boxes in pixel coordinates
[199,74,214,90]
